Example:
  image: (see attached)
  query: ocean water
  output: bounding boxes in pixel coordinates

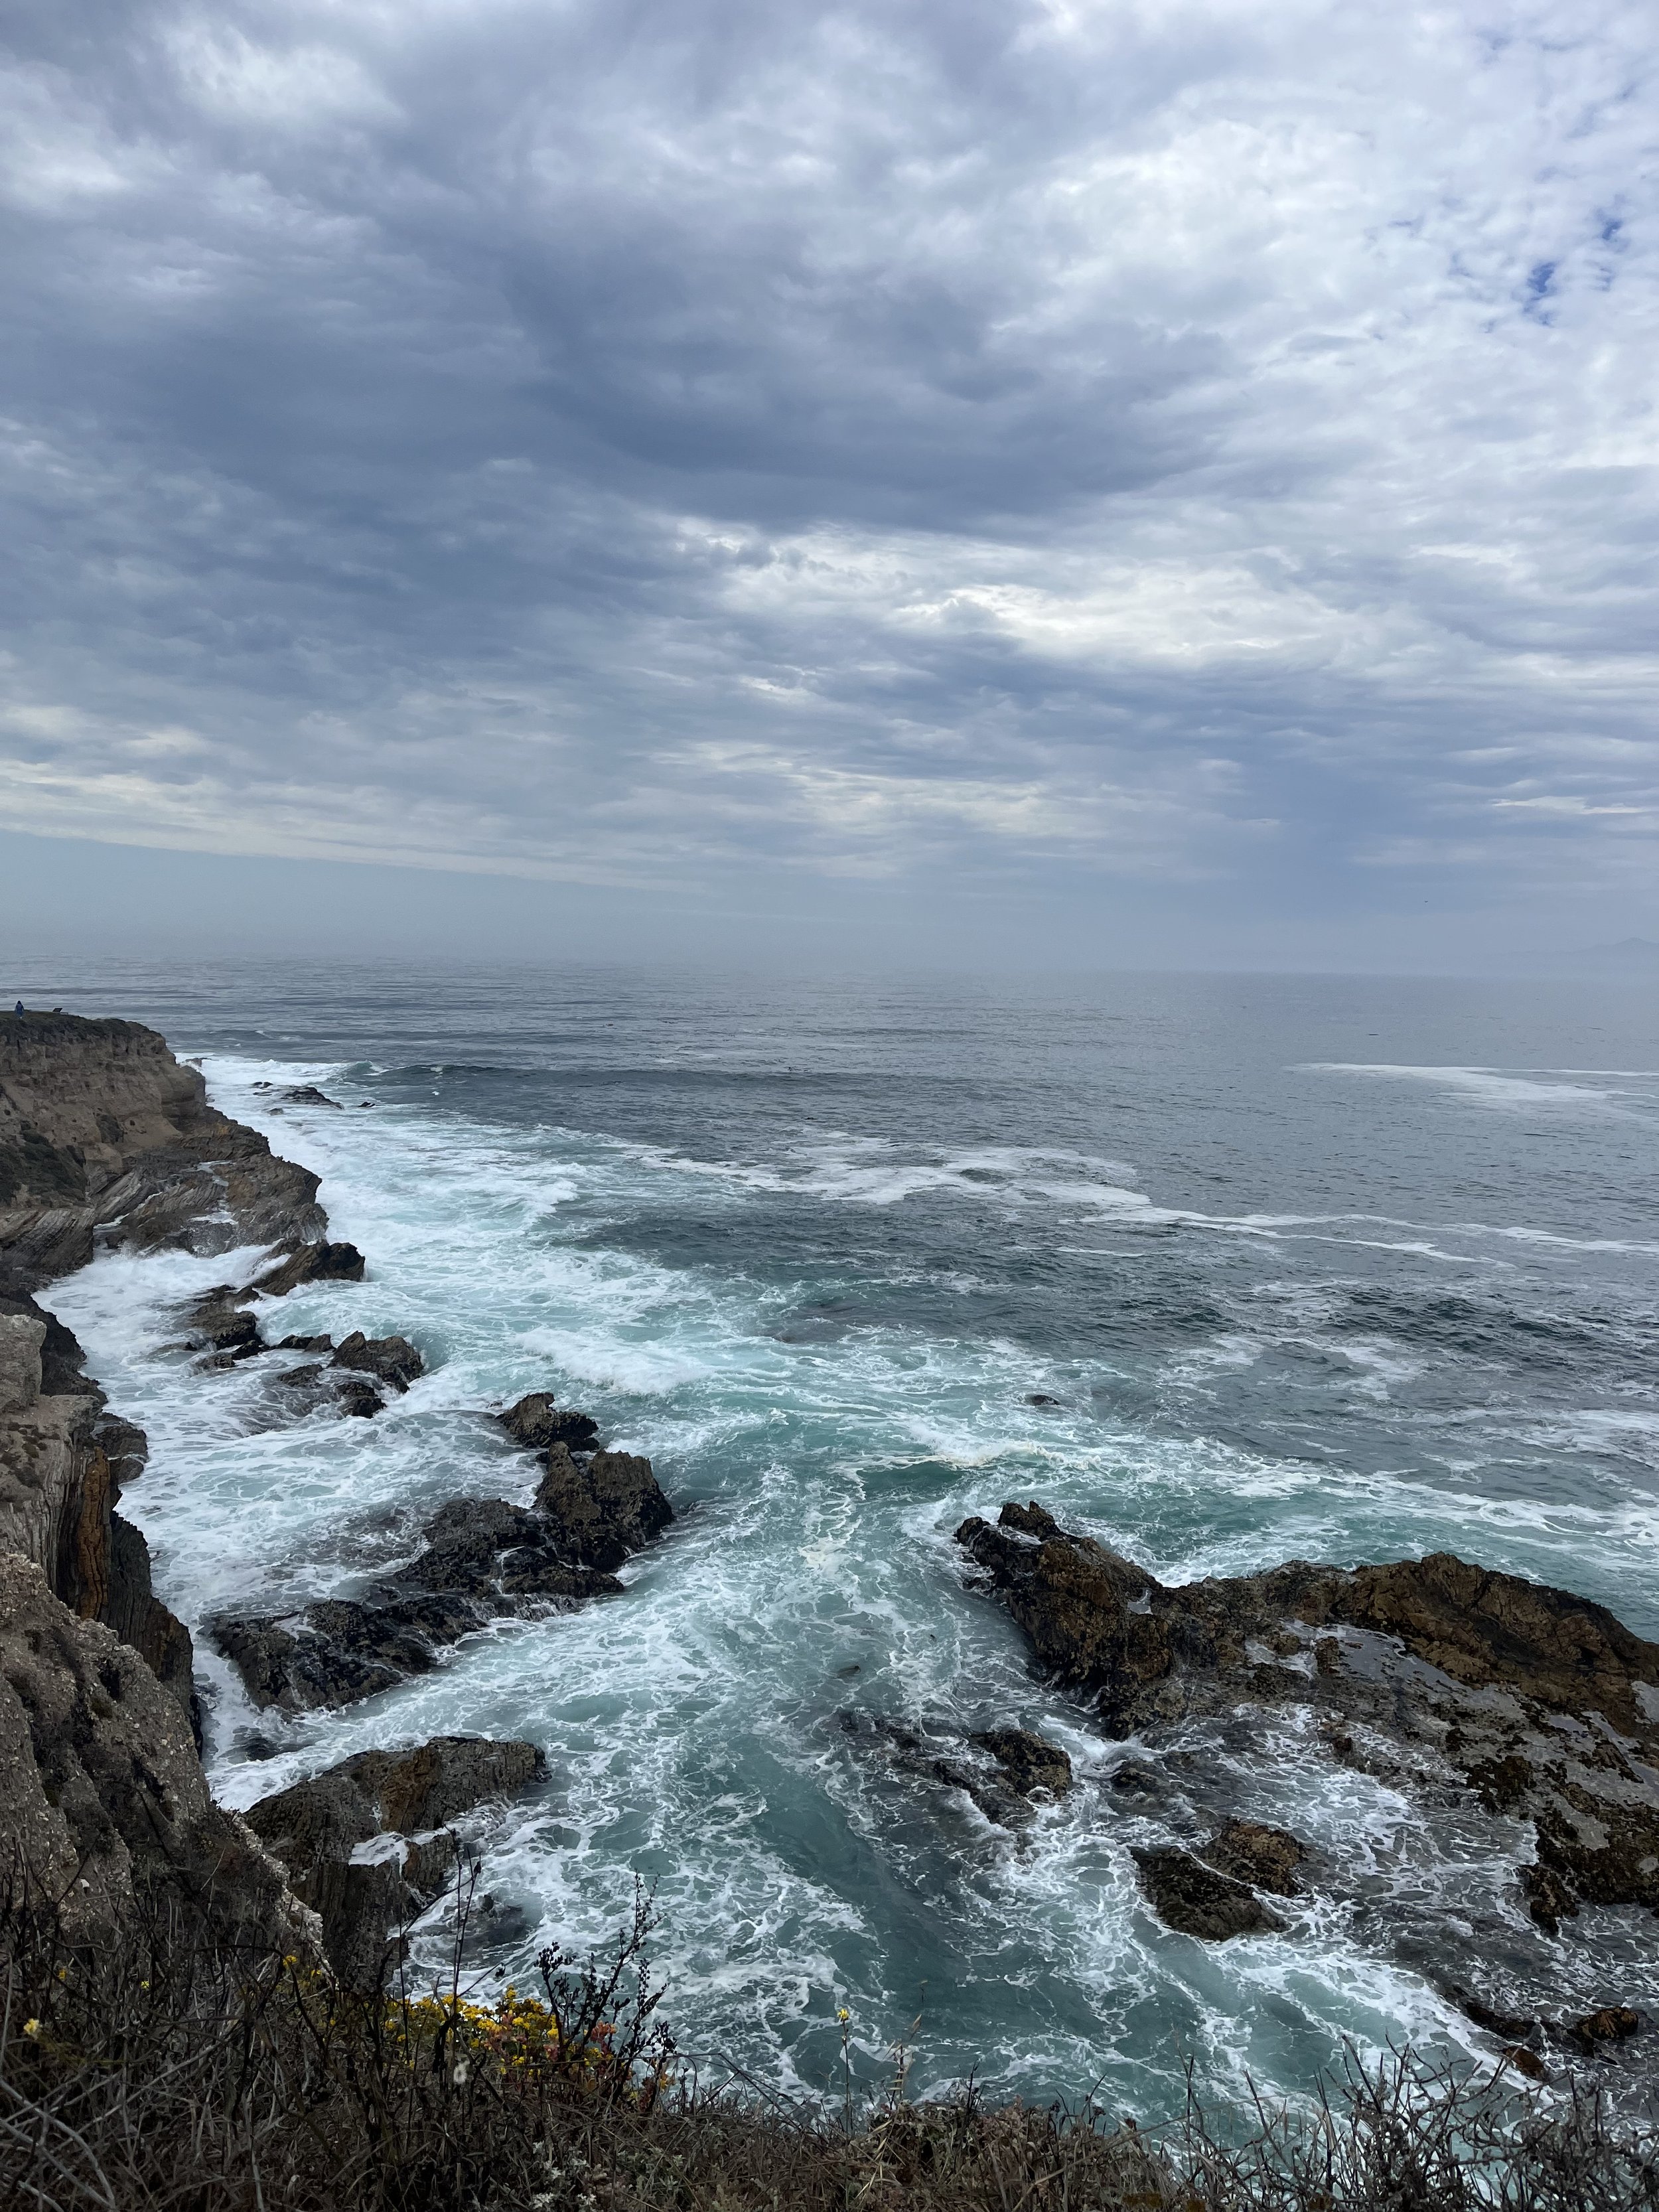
[28,959,1659,2118]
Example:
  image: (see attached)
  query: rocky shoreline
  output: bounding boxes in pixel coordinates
[946,1498,1658,2072]
[3,1007,1654,2079]
[1,1009,673,1984]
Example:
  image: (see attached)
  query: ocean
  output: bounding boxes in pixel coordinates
[28,958,1659,2117]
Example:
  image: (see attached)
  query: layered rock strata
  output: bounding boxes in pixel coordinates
[1,1011,325,1291]
[956,1501,1659,1931]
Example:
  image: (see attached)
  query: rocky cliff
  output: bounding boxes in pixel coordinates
[957,1501,1659,1932]
[0,1009,324,1293]
[0,1009,330,1724]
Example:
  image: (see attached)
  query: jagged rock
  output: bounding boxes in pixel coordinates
[331,1330,423,1392]
[211,1492,635,1714]
[272,1363,384,1419]
[500,1392,601,1453]
[969,1726,1073,1801]
[956,1501,1659,1925]
[177,1288,265,1359]
[94,1411,148,1488]
[533,1445,672,1570]
[248,1240,365,1298]
[0,1553,309,1955]
[0,1298,193,1723]
[279,1085,342,1109]
[1132,1845,1285,1940]
[1,1011,325,1289]
[244,1736,542,1987]
[1566,2006,1642,2053]
[1202,1819,1305,1896]
[276,1333,334,1353]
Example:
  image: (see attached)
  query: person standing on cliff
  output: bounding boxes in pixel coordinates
[12,1000,21,1015]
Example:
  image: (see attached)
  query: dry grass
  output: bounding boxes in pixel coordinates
[2,1870,1654,2212]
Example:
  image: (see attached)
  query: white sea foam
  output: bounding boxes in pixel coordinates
[40,1048,1659,2110]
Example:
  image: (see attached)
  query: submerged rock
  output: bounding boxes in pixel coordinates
[1132,1845,1286,1940]
[244,1735,543,1987]
[500,1391,601,1453]
[843,1714,1071,1830]
[955,1500,1659,1928]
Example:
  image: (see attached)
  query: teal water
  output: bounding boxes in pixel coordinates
[31,960,1659,2115]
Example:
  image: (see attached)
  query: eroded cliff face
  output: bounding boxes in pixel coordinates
[0,1305,192,1720]
[0,1552,309,1954]
[0,1010,324,1293]
[0,1011,330,1732]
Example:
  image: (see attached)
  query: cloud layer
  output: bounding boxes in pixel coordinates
[1,0,1655,958]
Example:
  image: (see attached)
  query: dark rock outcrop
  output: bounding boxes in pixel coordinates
[244,1736,542,1986]
[210,1467,674,1712]
[0,1553,312,1955]
[501,1392,601,1453]
[534,1445,672,1570]
[271,1363,384,1418]
[968,1726,1073,1803]
[331,1331,423,1392]
[1203,1819,1306,1896]
[956,1501,1659,1927]
[1132,1844,1286,1939]
[248,1241,365,1298]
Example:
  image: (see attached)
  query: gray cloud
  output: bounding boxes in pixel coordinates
[0,0,1654,963]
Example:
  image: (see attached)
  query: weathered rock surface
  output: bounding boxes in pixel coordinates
[956,1501,1659,1927]
[969,1726,1074,1803]
[1202,1818,1306,1896]
[331,1330,423,1392]
[501,1392,601,1453]
[248,1240,366,1298]
[0,1294,194,1722]
[1132,1845,1286,1940]
[243,1736,542,1986]
[211,1468,672,1712]
[534,1445,672,1570]
[1,1011,325,1292]
[0,1553,311,1955]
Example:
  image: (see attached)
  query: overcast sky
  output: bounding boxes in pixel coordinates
[1,1,1654,968]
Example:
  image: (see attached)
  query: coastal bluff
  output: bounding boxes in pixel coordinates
[1,1009,323,1291]
[1,1010,334,1721]
[1,1007,662,1974]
